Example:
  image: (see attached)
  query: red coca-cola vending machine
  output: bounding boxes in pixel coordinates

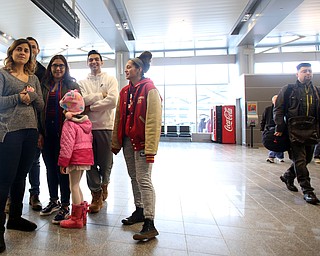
[211,105,236,144]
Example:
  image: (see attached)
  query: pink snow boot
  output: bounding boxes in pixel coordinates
[60,204,83,229]
[81,201,89,225]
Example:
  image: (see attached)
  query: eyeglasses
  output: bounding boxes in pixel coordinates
[52,64,65,69]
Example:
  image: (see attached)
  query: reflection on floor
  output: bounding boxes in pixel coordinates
[4,142,320,255]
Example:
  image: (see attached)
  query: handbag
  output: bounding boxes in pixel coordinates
[262,126,290,152]
[287,116,318,145]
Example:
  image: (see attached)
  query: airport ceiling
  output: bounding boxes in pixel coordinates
[0,0,320,62]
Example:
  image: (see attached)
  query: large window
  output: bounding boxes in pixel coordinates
[147,63,235,133]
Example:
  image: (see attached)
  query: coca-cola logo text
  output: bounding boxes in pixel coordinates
[224,107,233,132]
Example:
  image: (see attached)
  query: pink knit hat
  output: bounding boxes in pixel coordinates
[59,89,85,119]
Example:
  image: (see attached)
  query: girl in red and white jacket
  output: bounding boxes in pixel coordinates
[112,51,162,241]
[58,89,94,229]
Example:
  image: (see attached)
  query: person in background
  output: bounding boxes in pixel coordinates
[26,36,46,211]
[313,142,320,164]
[274,62,320,205]
[112,51,162,241]
[39,55,80,224]
[260,95,284,163]
[58,90,93,229]
[0,38,44,253]
[78,50,118,213]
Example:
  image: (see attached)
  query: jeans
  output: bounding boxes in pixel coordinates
[268,151,284,159]
[123,137,156,220]
[42,132,70,207]
[28,148,41,196]
[284,143,314,193]
[86,130,113,192]
[313,142,320,157]
[0,129,38,230]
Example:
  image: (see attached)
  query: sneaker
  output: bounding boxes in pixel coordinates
[266,158,274,163]
[277,158,285,163]
[52,207,70,224]
[280,175,298,192]
[303,192,320,205]
[40,201,60,216]
[314,158,320,164]
[122,207,145,225]
[29,194,42,211]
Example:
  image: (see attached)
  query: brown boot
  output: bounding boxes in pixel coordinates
[89,190,103,213]
[101,183,109,201]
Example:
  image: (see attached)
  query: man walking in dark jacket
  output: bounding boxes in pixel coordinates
[260,95,284,163]
[274,62,320,205]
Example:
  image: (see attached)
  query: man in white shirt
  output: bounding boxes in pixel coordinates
[79,50,119,213]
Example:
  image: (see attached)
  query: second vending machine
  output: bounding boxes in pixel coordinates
[211,105,236,144]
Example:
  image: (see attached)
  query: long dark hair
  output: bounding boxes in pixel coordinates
[42,54,76,85]
[3,38,35,75]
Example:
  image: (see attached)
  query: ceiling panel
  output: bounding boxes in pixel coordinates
[0,0,319,61]
[123,0,250,48]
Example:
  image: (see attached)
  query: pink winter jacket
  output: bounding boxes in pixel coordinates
[58,115,94,167]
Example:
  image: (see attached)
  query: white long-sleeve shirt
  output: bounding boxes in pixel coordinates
[79,72,118,130]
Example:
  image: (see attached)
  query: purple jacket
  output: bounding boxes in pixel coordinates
[58,115,94,167]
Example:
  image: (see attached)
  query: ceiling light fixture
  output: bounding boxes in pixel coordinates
[122,22,129,30]
[0,31,14,41]
[241,13,252,22]
[115,24,122,30]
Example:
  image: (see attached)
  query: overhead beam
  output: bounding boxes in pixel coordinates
[229,0,304,48]
[76,0,132,52]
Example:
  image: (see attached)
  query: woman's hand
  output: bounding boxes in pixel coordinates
[20,89,31,105]
[38,134,44,149]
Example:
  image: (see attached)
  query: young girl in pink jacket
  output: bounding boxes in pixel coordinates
[58,89,94,228]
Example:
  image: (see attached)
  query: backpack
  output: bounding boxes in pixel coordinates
[261,85,293,152]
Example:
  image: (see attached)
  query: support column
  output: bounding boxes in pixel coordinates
[115,51,130,89]
[236,45,255,75]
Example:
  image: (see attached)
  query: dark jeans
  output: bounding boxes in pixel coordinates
[0,129,38,230]
[284,143,314,193]
[28,148,41,196]
[269,151,284,159]
[42,132,70,207]
[313,142,320,158]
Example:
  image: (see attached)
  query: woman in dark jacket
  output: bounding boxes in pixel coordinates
[39,55,80,224]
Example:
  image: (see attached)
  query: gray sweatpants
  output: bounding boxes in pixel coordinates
[123,136,156,220]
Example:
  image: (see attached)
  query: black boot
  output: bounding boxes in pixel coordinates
[0,212,6,253]
[6,217,37,232]
[133,218,159,240]
[0,231,5,253]
[122,207,145,225]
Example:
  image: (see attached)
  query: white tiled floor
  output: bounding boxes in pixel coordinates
[4,142,320,255]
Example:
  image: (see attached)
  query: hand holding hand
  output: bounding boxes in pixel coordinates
[60,167,67,174]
